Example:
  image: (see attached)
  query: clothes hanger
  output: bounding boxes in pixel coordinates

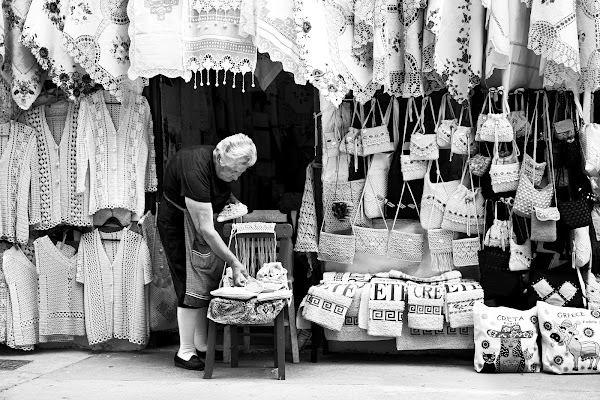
[98,216,125,236]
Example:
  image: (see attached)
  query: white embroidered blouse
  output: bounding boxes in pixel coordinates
[34,236,85,343]
[76,228,152,346]
[0,121,40,244]
[76,91,158,217]
[20,101,93,230]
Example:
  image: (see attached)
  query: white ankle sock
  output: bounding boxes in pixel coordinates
[177,307,200,361]
[194,307,209,352]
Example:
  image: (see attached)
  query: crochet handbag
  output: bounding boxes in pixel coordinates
[294,163,319,253]
[469,142,492,177]
[531,206,560,242]
[363,152,393,219]
[400,98,428,181]
[489,142,520,193]
[507,89,531,139]
[441,161,485,235]
[573,226,592,268]
[556,172,592,230]
[450,104,477,159]
[420,160,461,230]
[483,201,511,250]
[521,100,546,186]
[435,93,457,149]
[353,180,389,257]
[428,228,457,273]
[575,95,600,177]
[553,91,575,142]
[478,94,514,143]
[318,219,356,264]
[452,198,482,268]
[387,181,424,262]
[321,108,342,158]
[508,214,532,272]
[410,97,439,161]
[475,89,494,141]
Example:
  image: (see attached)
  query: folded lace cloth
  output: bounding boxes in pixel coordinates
[256,262,288,292]
[367,278,407,337]
[210,287,257,300]
[322,272,372,282]
[301,283,356,331]
[257,289,292,302]
[407,283,446,331]
[389,269,462,284]
[444,280,484,328]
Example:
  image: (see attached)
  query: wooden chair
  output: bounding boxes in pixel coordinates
[203,214,300,379]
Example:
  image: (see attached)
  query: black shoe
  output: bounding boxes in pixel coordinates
[174,354,205,371]
[197,349,223,361]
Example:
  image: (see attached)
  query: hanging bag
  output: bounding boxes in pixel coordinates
[508,209,533,271]
[387,182,424,262]
[507,88,531,139]
[451,185,482,268]
[420,160,461,230]
[441,160,485,234]
[409,97,439,161]
[401,97,428,180]
[363,152,393,219]
[339,100,365,158]
[476,89,494,141]
[489,140,521,193]
[574,94,600,177]
[450,102,477,159]
[478,90,514,143]
[353,178,389,256]
[556,172,592,231]
[436,93,458,149]
[483,200,511,250]
[553,91,576,142]
[360,98,396,155]
[469,142,492,177]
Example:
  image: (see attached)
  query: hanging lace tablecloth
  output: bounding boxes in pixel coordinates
[422,0,445,95]
[324,0,379,104]
[576,0,600,92]
[400,0,425,97]
[483,0,542,90]
[434,0,485,104]
[128,0,192,82]
[352,0,375,68]
[527,0,580,90]
[62,0,146,100]
[183,0,257,90]
[21,0,95,101]
[1,0,45,110]
[293,0,348,106]
[239,0,305,85]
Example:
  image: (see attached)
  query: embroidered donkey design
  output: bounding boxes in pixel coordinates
[550,320,600,371]
[487,324,534,373]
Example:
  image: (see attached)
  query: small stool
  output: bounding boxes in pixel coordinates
[203,310,286,380]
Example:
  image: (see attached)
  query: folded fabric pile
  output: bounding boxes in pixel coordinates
[367,278,407,337]
[301,282,356,331]
[444,281,484,328]
[322,272,372,283]
[407,283,446,331]
[211,264,292,302]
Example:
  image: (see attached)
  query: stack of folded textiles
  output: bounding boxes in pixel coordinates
[210,263,292,302]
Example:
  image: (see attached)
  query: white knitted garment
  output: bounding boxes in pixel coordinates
[20,102,93,230]
[0,242,12,344]
[0,121,40,244]
[2,246,39,350]
[34,236,85,343]
[76,228,152,346]
[76,91,158,217]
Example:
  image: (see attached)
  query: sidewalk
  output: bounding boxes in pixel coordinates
[1,345,599,400]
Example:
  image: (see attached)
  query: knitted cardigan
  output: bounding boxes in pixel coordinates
[0,242,12,345]
[0,121,40,244]
[76,228,152,346]
[76,91,158,217]
[20,102,93,230]
[2,245,39,350]
[34,236,85,343]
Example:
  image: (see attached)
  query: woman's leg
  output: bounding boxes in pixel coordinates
[194,307,209,352]
[177,307,200,361]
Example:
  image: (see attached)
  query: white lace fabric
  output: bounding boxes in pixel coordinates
[576,0,600,92]
[294,164,319,253]
[77,229,153,345]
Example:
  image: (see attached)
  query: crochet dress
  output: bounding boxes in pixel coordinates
[34,236,85,343]
[76,90,157,217]
[0,121,40,244]
[20,101,93,230]
[76,228,152,345]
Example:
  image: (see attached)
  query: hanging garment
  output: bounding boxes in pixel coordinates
[2,245,39,350]
[34,236,85,343]
[483,0,542,90]
[293,0,348,106]
[76,91,158,217]
[76,228,152,346]
[434,0,485,104]
[323,0,379,104]
[576,0,600,92]
[21,0,95,101]
[0,242,12,345]
[421,0,445,95]
[0,121,40,245]
[183,0,257,89]
[1,0,45,110]
[62,0,146,100]
[0,8,4,66]
[239,0,305,85]
[127,0,191,82]
[19,101,92,230]
[527,0,580,90]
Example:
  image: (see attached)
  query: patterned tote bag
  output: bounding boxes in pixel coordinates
[387,181,424,262]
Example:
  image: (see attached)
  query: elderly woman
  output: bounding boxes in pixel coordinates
[157,134,257,370]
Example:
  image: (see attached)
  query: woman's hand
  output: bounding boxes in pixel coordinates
[231,263,249,287]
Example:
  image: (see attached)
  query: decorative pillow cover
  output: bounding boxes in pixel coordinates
[473,302,540,373]
[537,301,600,374]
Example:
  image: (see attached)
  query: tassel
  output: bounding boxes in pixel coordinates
[215,70,219,87]
[193,72,197,89]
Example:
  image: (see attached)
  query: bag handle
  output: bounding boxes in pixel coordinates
[512,88,525,112]
[463,158,481,237]
[353,172,388,230]
[425,159,444,229]
[420,96,438,133]
[392,97,400,148]
[403,97,418,147]
[544,92,559,207]
[391,180,420,231]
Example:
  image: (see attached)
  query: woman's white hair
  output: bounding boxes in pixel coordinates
[215,133,257,168]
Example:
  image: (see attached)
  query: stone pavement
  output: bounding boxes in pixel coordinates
[1,345,599,400]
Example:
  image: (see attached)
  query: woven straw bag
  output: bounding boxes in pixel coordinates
[410,97,439,161]
[441,162,485,235]
[401,98,428,180]
[436,93,457,149]
[387,181,424,262]
[452,236,481,267]
[353,176,388,257]
[420,160,461,230]
[428,228,457,273]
